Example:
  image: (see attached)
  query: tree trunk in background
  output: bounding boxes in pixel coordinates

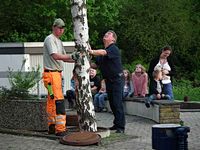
[71,0,97,132]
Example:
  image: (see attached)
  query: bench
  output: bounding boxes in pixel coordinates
[105,97,181,124]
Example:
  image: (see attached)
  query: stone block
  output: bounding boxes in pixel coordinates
[160,107,180,113]
[160,118,180,124]
[0,99,48,131]
[160,112,180,118]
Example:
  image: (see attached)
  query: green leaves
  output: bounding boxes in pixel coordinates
[0,0,199,85]
[0,0,73,42]
[117,0,199,83]
[87,0,122,47]
[173,79,200,101]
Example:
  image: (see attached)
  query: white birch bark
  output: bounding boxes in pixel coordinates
[71,0,97,132]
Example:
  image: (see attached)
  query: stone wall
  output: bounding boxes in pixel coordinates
[154,100,180,123]
[105,97,181,124]
[0,99,48,131]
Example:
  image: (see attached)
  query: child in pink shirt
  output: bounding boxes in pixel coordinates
[131,64,148,97]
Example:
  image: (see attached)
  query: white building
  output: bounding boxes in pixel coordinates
[0,42,75,97]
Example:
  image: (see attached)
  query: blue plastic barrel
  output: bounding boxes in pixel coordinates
[152,124,181,150]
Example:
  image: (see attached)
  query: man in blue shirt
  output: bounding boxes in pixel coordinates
[89,30,125,133]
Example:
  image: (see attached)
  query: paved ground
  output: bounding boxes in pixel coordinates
[0,111,199,150]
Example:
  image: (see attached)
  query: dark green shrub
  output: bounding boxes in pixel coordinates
[173,79,200,101]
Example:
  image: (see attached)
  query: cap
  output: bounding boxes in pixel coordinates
[53,18,65,28]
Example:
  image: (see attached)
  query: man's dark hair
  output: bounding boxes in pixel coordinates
[162,45,172,52]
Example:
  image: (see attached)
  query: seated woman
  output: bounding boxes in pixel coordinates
[131,64,148,97]
[66,76,76,109]
[93,79,107,112]
[145,69,171,108]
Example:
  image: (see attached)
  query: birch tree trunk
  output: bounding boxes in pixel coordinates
[71,0,97,132]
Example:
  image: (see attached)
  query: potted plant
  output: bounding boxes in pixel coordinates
[0,59,48,131]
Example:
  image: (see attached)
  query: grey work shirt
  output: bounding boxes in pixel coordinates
[43,34,66,71]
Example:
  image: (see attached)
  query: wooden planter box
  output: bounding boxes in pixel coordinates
[0,99,48,131]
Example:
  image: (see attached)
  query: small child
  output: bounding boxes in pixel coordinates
[93,79,108,112]
[123,69,133,98]
[154,65,173,100]
[131,64,148,97]
[154,65,171,83]
[145,69,171,108]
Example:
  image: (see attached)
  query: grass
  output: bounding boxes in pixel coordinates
[100,132,138,146]
[173,85,200,102]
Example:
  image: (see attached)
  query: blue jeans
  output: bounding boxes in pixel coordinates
[123,91,129,98]
[94,92,107,108]
[147,94,171,103]
[163,83,174,100]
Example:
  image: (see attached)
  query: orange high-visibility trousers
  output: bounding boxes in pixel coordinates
[43,71,66,133]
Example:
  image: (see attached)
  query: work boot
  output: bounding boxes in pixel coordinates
[48,124,55,134]
[56,130,69,137]
[109,125,117,130]
[116,129,125,133]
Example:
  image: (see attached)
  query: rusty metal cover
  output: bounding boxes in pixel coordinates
[60,131,101,146]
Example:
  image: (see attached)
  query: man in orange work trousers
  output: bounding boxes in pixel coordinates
[43,18,75,136]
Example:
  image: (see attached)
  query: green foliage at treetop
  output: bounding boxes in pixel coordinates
[118,0,200,86]
[0,0,73,42]
[0,0,199,86]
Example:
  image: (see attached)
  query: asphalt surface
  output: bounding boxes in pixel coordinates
[0,111,199,150]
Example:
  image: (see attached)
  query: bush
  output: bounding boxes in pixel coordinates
[173,79,200,102]
[123,60,148,73]
[0,59,41,100]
